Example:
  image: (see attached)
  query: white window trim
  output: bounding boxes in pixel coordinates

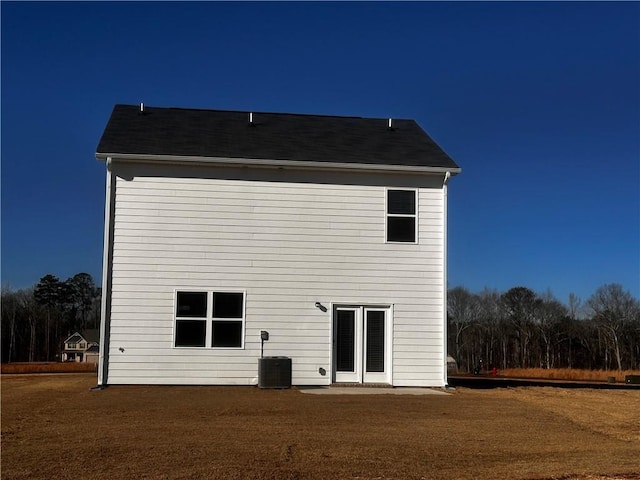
[385,188,418,244]
[173,289,246,350]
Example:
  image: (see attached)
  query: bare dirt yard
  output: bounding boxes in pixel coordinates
[2,375,638,480]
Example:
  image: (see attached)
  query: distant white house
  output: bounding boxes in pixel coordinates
[62,330,99,363]
[95,104,460,387]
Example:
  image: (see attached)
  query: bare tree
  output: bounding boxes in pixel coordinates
[587,284,639,371]
[477,288,504,369]
[1,288,19,362]
[535,291,567,368]
[568,293,583,320]
[501,287,538,368]
[15,289,41,362]
[447,287,480,370]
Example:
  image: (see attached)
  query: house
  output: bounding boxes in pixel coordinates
[62,329,99,363]
[84,344,100,364]
[95,104,460,387]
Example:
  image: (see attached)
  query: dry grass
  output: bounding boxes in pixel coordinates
[491,388,640,443]
[497,368,640,383]
[2,374,639,480]
[1,362,97,374]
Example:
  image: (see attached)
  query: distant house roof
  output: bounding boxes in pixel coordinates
[66,334,82,344]
[63,330,100,345]
[96,105,460,173]
[85,345,100,353]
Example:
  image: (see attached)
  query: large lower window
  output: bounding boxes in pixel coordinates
[175,290,245,348]
[386,189,417,243]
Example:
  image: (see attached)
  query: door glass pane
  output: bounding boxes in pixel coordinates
[336,310,355,372]
[366,311,385,373]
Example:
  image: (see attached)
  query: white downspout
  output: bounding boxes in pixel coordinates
[442,171,451,387]
[97,157,114,387]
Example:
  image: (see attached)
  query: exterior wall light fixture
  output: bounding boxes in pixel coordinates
[315,302,327,312]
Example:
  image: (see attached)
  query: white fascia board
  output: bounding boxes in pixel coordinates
[95,152,462,176]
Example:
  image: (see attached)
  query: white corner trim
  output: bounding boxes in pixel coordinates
[442,181,449,387]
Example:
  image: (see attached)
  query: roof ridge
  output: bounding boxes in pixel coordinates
[115,104,411,122]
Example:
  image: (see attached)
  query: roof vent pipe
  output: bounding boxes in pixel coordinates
[248,112,253,125]
[140,103,144,113]
[388,118,393,130]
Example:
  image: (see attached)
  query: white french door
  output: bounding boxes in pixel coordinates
[333,306,391,384]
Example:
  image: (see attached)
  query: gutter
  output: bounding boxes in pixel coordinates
[442,173,449,387]
[96,152,462,176]
[96,157,115,388]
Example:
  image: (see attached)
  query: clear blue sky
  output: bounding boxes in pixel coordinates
[2,2,639,305]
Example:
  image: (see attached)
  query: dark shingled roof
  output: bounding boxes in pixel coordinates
[82,329,100,344]
[97,105,460,171]
[65,330,100,344]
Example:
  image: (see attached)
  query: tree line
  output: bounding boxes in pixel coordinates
[2,273,638,371]
[1,273,101,363]
[448,284,640,372]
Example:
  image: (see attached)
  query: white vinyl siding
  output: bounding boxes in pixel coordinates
[105,164,446,386]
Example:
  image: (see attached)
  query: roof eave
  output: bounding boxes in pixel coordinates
[95,152,461,176]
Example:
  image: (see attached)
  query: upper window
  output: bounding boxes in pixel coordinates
[386,189,417,243]
[175,291,245,348]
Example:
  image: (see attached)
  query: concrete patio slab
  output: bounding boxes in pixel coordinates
[298,386,450,395]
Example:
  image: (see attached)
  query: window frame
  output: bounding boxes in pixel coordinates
[211,291,246,348]
[173,289,246,349]
[385,188,418,244]
[174,290,208,348]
